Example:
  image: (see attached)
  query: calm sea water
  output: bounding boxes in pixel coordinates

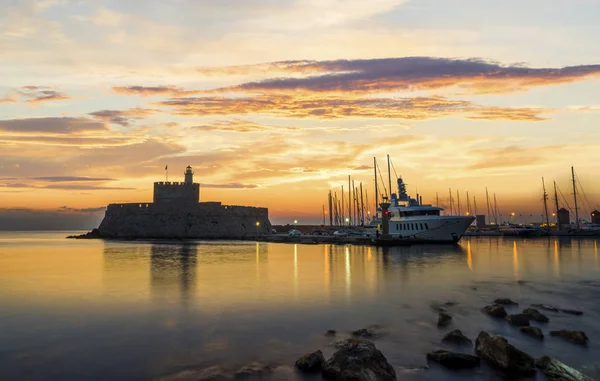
[0,232,599,381]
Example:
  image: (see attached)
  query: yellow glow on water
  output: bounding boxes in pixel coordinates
[513,240,519,279]
[595,241,598,268]
[554,240,560,277]
[345,246,351,300]
[467,240,473,271]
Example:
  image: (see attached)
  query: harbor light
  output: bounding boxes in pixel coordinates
[466,212,470,216]
[256,221,260,226]
[294,220,297,225]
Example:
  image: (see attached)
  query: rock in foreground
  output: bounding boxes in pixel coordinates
[442,330,473,346]
[506,314,531,327]
[234,362,271,379]
[536,356,594,381]
[523,308,549,323]
[352,325,386,338]
[550,330,589,346]
[426,350,480,370]
[295,350,325,373]
[482,304,508,318]
[475,332,536,377]
[494,298,519,306]
[158,366,230,381]
[322,339,396,381]
[519,327,544,340]
[438,312,452,327]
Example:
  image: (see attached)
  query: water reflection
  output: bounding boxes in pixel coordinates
[150,244,197,306]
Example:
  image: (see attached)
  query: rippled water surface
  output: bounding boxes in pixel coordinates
[1,232,599,380]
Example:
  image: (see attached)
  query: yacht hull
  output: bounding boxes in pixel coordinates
[387,216,475,243]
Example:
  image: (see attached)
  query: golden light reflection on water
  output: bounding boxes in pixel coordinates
[467,240,473,271]
[554,240,560,277]
[513,240,519,279]
[3,233,600,309]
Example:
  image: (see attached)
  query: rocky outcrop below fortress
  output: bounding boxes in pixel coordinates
[82,201,271,239]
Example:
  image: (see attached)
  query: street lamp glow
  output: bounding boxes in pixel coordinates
[256,221,260,226]
[345,218,349,222]
[294,220,298,225]
[511,212,516,216]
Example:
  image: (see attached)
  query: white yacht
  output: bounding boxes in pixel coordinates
[372,178,475,243]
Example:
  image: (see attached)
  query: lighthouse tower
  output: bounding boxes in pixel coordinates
[184,165,194,185]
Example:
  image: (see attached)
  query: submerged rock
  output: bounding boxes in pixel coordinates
[536,356,594,381]
[532,303,559,312]
[442,330,473,346]
[322,339,396,381]
[494,298,519,306]
[523,308,549,323]
[438,312,452,327]
[550,330,589,346]
[561,309,584,316]
[351,325,385,338]
[295,350,325,373]
[234,362,271,379]
[519,327,544,340]
[325,330,337,337]
[475,332,536,377]
[158,366,230,381]
[426,350,480,370]
[482,304,508,318]
[506,314,531,327]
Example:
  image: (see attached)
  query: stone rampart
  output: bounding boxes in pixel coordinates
[153,182,199,204]
[98,201,271,239]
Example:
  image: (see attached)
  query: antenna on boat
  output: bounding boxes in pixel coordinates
[542,177,550,232]
[572,166,580,228]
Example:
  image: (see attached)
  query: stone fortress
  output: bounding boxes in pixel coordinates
[96,166,271,239]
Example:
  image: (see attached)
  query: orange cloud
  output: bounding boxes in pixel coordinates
[89,108,160,126]
[112,86,200,97]
[156,94,548,121]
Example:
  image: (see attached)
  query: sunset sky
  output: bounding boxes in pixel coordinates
[1,0,600,228]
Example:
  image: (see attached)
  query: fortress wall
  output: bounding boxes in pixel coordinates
[153,182,199,204]
[99,202,271,239]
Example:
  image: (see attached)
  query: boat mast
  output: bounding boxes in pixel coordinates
[328,191,333,226]
[449,188,453,215]
[553,181,560,228]
[387,154,392,202]
[486,188,491,225]
[322,204,325,225]
[360,182,365,226]
[457,190,462,215]
[542,177,550,232]
[374,157,378,213]
[473,196,478,216]
[466,191,471,215]
[348,176,351,226]
[436,192,439,207]
[572,166,580,228]
[341,185,345,225]
[352,179,356,225]
[493,193,499,225]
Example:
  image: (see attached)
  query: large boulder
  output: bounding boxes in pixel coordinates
[519,327,544,340]
[426,350,480,370]
[482,304,508,318]
[523,308,549,323]
[475,332,536,377]
[234,362,271,379]
[441,330,473,346]
[536,356,594,381]
[550,330,589,346]
[322,339,396,381]
[494,298,518,306]
[438,312,452,327]
[295,350,325,373]
[506,314,531,327]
